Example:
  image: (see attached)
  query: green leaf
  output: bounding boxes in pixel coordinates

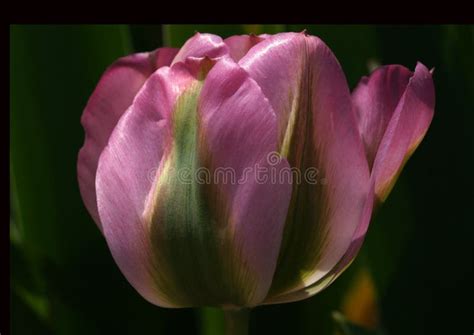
[10,24,133,265]
[10,25,150,335]
[11,290,52,335]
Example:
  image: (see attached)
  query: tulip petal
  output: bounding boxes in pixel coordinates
[354,63,435,201]
[224,34,267,61]
[240,32,371,297]
[263,181,375,304]
[199,59,293,305]
[146,58,292,307]
[352,65,413,168]
[95,63,198,307]
[171,32,229,65]
[227,158,292,305]
[77,48,177,229]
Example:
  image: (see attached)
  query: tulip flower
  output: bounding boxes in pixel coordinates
[77,32,434,333]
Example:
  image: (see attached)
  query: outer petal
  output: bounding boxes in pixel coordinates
[146,58,292,307]
[77,48,177,229]
[263,181,375,304]
[352,65,413,168]
[171,32,229,65]
[354,63,435,201]
[224,34,267,61]
[199,58,292,305]
[240,32,371,297]
[95,63,198,307]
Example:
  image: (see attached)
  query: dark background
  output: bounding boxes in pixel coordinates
[9,25,474,335]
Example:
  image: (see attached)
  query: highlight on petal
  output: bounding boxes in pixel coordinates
[171,32,229,65]
[77,48,177,229]
[240,32,371,298]
[224,34,267,61]
[353,63,435,201]
[145,57,292,307]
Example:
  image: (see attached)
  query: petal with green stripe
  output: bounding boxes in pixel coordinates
[240,32,371,297]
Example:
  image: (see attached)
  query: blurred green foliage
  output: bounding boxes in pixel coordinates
[10,24,474,335]
[332,311,382,335]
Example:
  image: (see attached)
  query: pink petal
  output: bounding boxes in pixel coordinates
[95,63,198,307]
[354,63,435,201]
[150,47,180,69]
[198,58,293,305]
[240,32,371,297]
[77,48,177,229]
[171,32,229,65]
[352,65,413,168]
[224,34,267,61]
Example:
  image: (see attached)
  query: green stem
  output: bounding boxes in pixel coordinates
[223,308,250,335]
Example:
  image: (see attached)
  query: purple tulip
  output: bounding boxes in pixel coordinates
[77,32,434,309]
